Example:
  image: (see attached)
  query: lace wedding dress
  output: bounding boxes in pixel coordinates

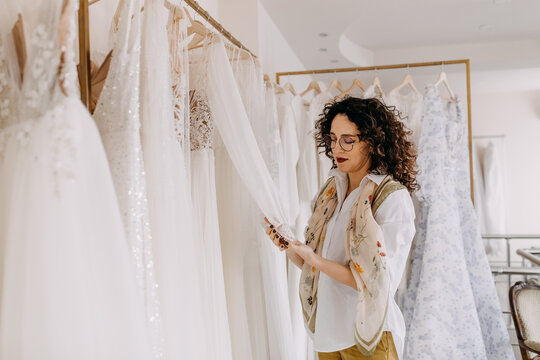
[189,38,234,360]
[0,0,152,358]
[193,34,296,360]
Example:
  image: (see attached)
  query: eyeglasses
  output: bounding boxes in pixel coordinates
[324,135,361,152]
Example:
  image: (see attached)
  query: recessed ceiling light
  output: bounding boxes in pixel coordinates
[318,32,328,37]
[319,48,328,52]
[493,0,510,4]
[479,24,493,31]
[330,59,339,63]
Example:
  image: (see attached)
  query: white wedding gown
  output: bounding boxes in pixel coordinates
[384,89,423,146]
[291,94,317,360]
[92,0,162,356]
[308,91,335,187]
[228,49,269,360]
[229,49,297,360]
[193,34,296,360]
[189,39,234,360]
[140,2,208,358]
[0,0,152,358]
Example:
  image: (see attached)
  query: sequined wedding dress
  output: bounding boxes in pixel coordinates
[92,0,162,356]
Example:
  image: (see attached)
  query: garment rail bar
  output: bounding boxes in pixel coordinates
[77,0,257,109]
[277,60,473,202]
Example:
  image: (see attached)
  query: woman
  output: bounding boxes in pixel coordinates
[266,97,418,360]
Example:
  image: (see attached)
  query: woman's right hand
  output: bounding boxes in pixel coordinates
[264,217,289,251]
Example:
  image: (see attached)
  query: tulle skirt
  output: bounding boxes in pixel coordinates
[0,97,152,359]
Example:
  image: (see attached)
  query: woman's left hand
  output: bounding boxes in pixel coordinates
[289,241,319,267]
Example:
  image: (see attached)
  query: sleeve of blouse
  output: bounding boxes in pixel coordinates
[374,189,416,295]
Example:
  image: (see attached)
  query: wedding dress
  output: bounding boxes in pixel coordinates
[229,48,297,360]
[291,94,317,360]
[189,38,234,360]
[445,98,512,359]
[308,91,335,187]
[482,141,506,254]
[195,34,296,360]
[384,89,423,146]
[167,5,192,181]
[276,92,300,226]
[402,85,513,360]
[140,2,207,358]
[228,48,270,360]
[0,0,152,358]
[92,0,162,356]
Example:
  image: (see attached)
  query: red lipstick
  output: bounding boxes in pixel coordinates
[336,157,347,163]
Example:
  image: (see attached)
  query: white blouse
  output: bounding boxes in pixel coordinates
[309,169,415,359]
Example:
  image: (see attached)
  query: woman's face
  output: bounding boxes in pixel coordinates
[329,114,371,174]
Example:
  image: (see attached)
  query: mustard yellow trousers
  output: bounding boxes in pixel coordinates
[317,331,398,360]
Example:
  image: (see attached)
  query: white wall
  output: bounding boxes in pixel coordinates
[210,0,308,83]
[473,90,540,234]
[256,1,307,83]
[218,0,259,52]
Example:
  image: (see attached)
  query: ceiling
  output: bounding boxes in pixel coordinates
[259,0,540,70]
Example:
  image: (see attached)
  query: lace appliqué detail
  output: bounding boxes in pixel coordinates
[57,0,79,97]
[48,103,77,196]
[167,13,190,149]
[189,90,214,150]
[172,80,187,145]
[25,24,59,111]
[0,40,13,127]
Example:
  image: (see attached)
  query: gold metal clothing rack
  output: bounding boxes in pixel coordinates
[77,0,257,108]
[183,0,256,58]
[276,59,474,201]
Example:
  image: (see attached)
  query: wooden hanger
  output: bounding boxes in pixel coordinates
[76,50,113,113]
[226,44,255,61]
[343,78,365,95]
[164,1,191,25]
[372,76,384,98]
[324,79,345,94]
[300,80,322,97]
[391,74,420,95]
[435,71,455,99]
[274,85,285,95]
[262,74,283,94]
[11,14,26,83]
[281,81,296,96]
[184,6,208,50]
[112,0,145,31]
[91,50,113,114]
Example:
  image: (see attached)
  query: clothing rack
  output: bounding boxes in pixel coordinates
[78,0,91,108]
[276,59,474,201]
[77,0,257,108]
[473,134,505,139]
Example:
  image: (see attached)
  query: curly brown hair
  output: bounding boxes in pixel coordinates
[314,96,419,192]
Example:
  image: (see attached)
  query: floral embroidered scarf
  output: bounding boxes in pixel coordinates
[300,175,405,356]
